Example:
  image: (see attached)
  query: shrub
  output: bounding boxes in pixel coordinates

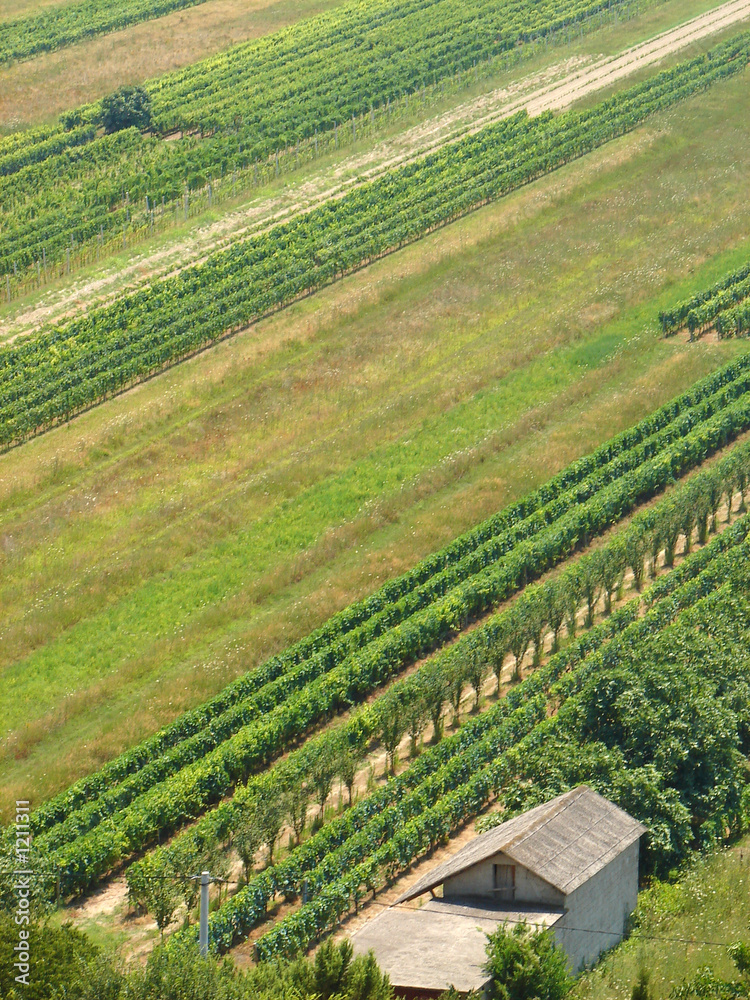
[101,86,151,133]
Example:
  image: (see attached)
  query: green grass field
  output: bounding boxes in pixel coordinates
[1,64,750,817]
[576,835,750,998]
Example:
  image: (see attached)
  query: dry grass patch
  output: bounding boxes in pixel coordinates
[0,0,344,128]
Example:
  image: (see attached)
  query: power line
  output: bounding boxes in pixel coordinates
[0,870,242,885]
[0,870,748,948]
[1,872,745,950]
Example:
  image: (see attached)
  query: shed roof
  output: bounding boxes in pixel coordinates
[397,786,646,903]
[351,898,563,993]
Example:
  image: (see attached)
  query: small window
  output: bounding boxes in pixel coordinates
[493,864,515,889]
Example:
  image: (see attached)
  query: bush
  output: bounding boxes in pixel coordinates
[0,914,98,1000]
[100,86,152,133]
[484,922,572,1000]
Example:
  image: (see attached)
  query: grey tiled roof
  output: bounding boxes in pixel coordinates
[397,786,646,903]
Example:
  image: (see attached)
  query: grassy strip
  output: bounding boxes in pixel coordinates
[0,0,651,278]
[24,376,750,896]
[3,31,749,446]
[26,352,750,840]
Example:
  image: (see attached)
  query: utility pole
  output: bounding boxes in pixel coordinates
[192,870,226,958]
[199,870,209,957]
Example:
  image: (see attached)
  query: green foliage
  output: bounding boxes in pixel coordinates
[126,852,181,935]
[466,642,489,710]
[377,691,405,775]
[598,539,627,614]
[672,944,750,999]
[31,932,392,1000]
[625,525,649,592]
[100,86,152,133]
[484,922,572,1000]
[233,804,263,882]
[286,780,312,844]
[312,939,391,1000]
[0,0,662,277]
[4,33,750,444]
[661,262,750,336]
[0,914,98,1000]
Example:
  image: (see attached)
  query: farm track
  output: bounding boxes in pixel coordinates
[4,0,750,343]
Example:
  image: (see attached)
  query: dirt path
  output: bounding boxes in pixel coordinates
[4,0,750,343]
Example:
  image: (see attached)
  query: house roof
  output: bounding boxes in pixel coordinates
[350,898,563,993]
[397,786,646,903]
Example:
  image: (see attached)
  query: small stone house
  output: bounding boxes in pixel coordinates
[351,786,646,997]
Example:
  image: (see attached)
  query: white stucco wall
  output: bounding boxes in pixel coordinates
[553,838,641,973]
[443,851,564,907]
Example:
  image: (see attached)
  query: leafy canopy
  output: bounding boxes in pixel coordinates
[484,921,572,1000]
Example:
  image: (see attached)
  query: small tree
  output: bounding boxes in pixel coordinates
[577,553,601,628]
[256,791,286,865]
[403,680,429,756]
[337,735,367,806]
[423,667,448,742]
[488,622,511,693]
[524,587,548,667]
[378,692,406,775]
[465,643,488,711]
[169,832,226,919]
[562,573,581,639]
[286,778,311,844]
[484,922,572,1000]
[648,522,663,578]
[598,540,626,615]
[660,504,682,568]
[735,452,749,513]
[101,85,152,133]
[310,742,338,819]
[695,486,712,546]
[447,658,466,727]
[707,468,724,533]
[544,580,567,654]
[145,865,180,939]
[680,485,699,555]
[625,524,648,592]
[507,604,531,682]
[724,467,736,522]
[314,938,354,996]
[234,801,263,880]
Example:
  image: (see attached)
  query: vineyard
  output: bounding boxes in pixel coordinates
[3,33,750,449]
[660,257,750,338]
[0,0,665,287]
[6,356,750,960]
[4,0,750,987]
[0,0,215,64]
